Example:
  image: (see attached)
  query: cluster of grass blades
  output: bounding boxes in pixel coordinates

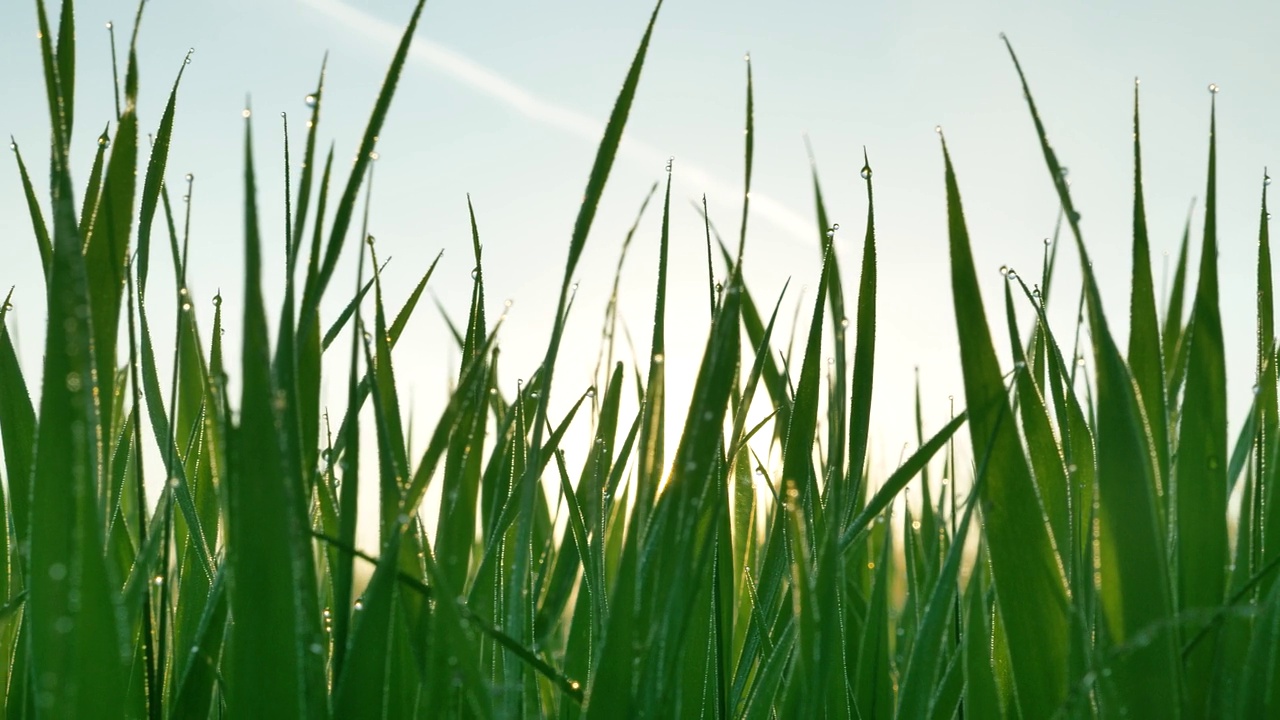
[2,0,1278,717]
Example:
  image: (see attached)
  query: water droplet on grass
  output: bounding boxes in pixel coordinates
[305,94,317,108]
[999,265,1010,277]
[1208,83,1220,94]
[470,268,479,279]
[48,564,67,581]
[586,386,596,398]
[105,21,113,29]
[860,166,872,180]
[934,125,942,134]
[153,575,164,586]
[241,108,251,118]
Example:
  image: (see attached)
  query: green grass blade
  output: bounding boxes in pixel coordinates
[303,0,427,324]
[1258,175,1280,600]
[1162,204,1194,378]
[0,302,36,556]
[224,110,321,717]
[333,529,402,718]
[1001,39,1183,716]
[9,140,53,282]
[940,131,1068,717]
[137,53,191,294]
[1174,94,1229,715]
[635,166,671,534]
[28,84,131,719]
[839,411,966,552]
[845,151,878,524]
[1127,80,1171,481]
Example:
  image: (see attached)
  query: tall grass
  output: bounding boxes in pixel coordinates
[2,0,1277,717]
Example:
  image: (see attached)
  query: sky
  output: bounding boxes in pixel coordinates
[1,0,1278,546]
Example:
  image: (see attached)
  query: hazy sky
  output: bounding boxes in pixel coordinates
[1,1,1277,541]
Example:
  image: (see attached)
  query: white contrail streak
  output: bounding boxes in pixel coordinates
[299,0,817,244]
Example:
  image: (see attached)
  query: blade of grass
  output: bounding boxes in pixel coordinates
[939,128,1068,717]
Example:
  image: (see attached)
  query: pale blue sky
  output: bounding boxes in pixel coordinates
[1,1,1277,537]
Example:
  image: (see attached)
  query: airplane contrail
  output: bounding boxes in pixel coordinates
[299,0,818,245]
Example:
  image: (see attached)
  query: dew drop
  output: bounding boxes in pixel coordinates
[48,563,67,581]
[840,316,850,329]
[309,643,324,655]
[860,165,872,180]
[353,600,364,611]
[715,282,724,293]
[182,195,190,203]
[530,390,540,399]
[569,680,581,692]
[241,108,251,119]
[1265,175,1272,187]
[98,136,110,148]
[8,142,15,152]
[743,52,751,62]
[280,111,286,119]
[305,94,318,108]
[184,173,194,182]
[652,353,664,364]
[999,265,1010,277]
[867,561,875,569]
[105,21,113,30]
[934,125,942,135]
[168,475,180,489]
[470,267,479,279]
[54,617,73,634]
[65,372,82,392]
[911,520,921,530]
[153,575,164,587]
[586,386,596,398]
[213,295,222,308]
[368,151,380,161]
[1208,83,1220,94]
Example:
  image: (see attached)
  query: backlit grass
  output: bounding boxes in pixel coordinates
[2,1,1278,717]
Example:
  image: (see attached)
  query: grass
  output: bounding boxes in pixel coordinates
[2,0,1278,717]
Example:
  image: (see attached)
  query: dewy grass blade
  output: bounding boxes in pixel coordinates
[1127,79,1171,480]
[845,149,878,525]
[29,32,131,719]
[1175,90,1229,715]
[635,164,671,535]
[78,126,109,236]
[1257,173,1280,599]
[137,51,192,294]
[225,107,321,717]
[9,139,53,282]
[1001,38,1182,716]
[0,299,36,556]
[304,0,427,324]
[940,128,1069,717]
